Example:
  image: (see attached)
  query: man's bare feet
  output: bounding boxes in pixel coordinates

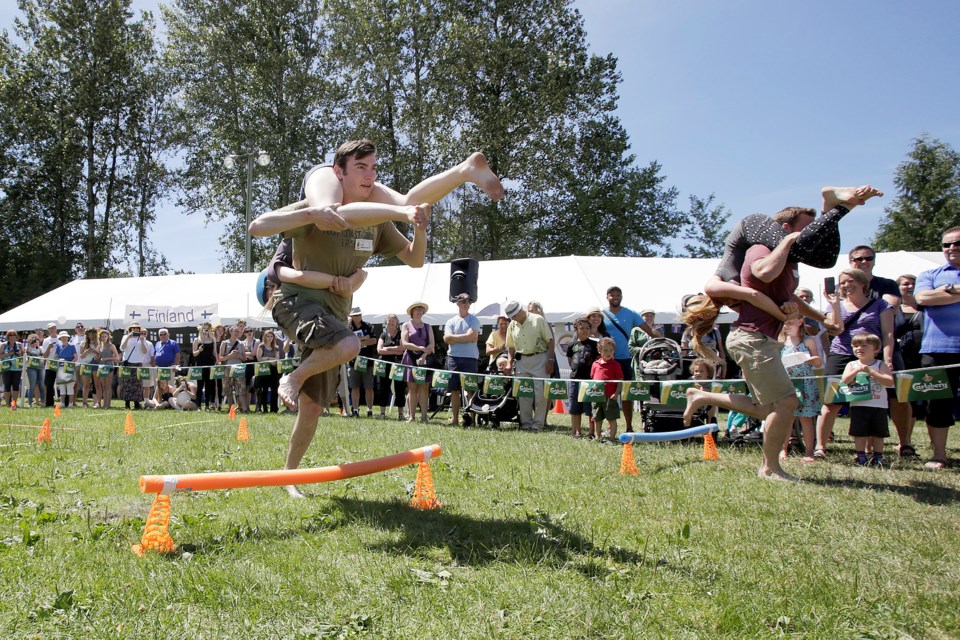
[284,484,306,498]
[683,387,709,426]
[758,466,800,482]
[278,374,300,411]
[821,185,884,211]
[464,152,504,201]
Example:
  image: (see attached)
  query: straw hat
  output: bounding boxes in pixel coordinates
[406,301,429,316]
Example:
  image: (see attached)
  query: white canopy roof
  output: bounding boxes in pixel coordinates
[0,252,943,331]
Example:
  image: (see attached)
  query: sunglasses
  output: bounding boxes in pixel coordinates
[942,241,960,249]
[851,256,875,263]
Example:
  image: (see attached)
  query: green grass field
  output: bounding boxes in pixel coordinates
[0,406,958,639]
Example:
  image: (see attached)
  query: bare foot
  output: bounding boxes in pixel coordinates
[683,387,709,426]
[464,152,504,201]
[277,374,300,411]
[284,484,306,498]
[757,466,800,482]
[821,185,884,211]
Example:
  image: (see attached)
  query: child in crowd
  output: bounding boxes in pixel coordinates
[779,317,823,462]
[689,358,718,423]
[566,317,599,439]
[591,337,622,443]
[841,333,894,467]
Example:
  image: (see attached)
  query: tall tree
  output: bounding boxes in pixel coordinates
[163,0,343,272]
[678,193,730,259]
[0,0,168,311]
[874,135,960,251]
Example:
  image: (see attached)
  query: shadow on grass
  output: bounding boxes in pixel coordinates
[808,477,960,506]
[316,496,712,581]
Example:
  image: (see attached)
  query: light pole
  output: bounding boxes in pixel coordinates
[224,147,271,272]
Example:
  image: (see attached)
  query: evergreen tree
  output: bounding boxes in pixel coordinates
[874,135,960,251]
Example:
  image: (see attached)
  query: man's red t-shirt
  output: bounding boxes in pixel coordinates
[735,244,799,339]
[591,357,621,398]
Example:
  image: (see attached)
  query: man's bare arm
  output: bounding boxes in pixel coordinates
[751,232,800,283]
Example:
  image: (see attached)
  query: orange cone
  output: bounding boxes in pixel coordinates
[703,431,720,461]
[10,399,16,411]
[132,493,176,556]
[229,404,237,420]
[53,402,61,418]
[619,443,639,475]
[553,399,566,414]
[236,417,249,441]
[124,412,136,435]
[36,418,52,444]
[410,462,442,510]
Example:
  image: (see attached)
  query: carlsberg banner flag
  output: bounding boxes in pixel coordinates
[895,370,954,402]
[484,376,508,395]
[124,304,219,329]
[545,380,569,400]
[660,381,697,407]
[621,381,651,402]
[577,380,607,403]
[512,378,535,398]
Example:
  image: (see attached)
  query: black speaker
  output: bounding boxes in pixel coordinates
[449,258,479,302]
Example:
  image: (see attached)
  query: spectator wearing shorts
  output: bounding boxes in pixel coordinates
[346,307,377,417]
[443,293,481,427]
[913,226,960,469]
[566,318,599,438]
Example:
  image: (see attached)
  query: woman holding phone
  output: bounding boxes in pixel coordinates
[192,322,218,411]
[814,268,894,458]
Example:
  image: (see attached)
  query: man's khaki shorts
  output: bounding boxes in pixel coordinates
[726,327,794,406]
[272,292,354,405]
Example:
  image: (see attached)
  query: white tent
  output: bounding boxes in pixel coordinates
[0,252,944,331]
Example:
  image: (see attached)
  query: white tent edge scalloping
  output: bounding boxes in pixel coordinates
[0,252,943,331]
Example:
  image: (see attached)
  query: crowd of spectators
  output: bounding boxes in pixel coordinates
[0,235,956,470]
[0,320,296,414]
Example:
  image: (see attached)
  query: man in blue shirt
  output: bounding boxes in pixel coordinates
[602,286,660,432]
[443,293,481,427]
[153,328,181,369]
[914,226,960,469]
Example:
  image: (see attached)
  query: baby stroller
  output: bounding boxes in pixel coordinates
[462,382,519,429]
[633,337,707,433]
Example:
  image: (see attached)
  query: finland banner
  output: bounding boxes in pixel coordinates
[124,304,219,328]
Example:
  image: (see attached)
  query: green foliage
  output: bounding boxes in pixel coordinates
[679,193,730,258]
[874,135,960,251]
[162,0,342,272]
[0,0,170,312]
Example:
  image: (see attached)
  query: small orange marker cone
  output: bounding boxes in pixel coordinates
[124,412,136,435]
[410,461,442,510]
[553,399,566,414]
[229,404,237,420]
[53,402,61,418]
[36,418,52,444]
[10,399,16,411]
[236,417,249,441]
[703,431,720,461]
[132,493,176,556]
[619,443,639,475]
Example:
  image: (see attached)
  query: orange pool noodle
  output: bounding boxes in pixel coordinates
[619,443,638,475]
[36,419,52,444]
[140,444,443,494]
[237,417,249,441]
[703,432,719,461]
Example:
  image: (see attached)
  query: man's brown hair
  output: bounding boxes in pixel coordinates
[334,139,377,171]
[773,206,816,227]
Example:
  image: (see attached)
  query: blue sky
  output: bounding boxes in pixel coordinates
[2,1,958,273]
